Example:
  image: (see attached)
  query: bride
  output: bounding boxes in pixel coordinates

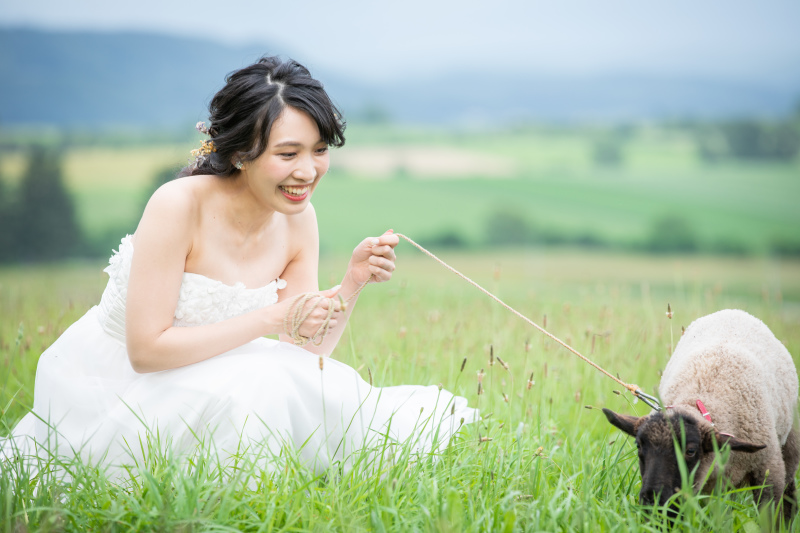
[2,56,477,475]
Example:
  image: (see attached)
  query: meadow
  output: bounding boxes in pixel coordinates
[1,247,799,531]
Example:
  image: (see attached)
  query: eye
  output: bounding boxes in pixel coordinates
[686,445,698,458]
[315,146,329,155]
[279,152,297,158]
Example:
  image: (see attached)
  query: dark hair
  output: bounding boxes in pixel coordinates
[180,56,345,178]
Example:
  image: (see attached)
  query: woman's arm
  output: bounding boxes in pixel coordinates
[125,183,334,373]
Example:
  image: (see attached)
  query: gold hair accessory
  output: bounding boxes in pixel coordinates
[189,121,216,168]
[189,139,216,167]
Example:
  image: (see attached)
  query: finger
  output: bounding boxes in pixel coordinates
[319,284,341,298]
[375,234,400,248]
[369,264,393,281]
[372,245,397,260]
[369,255,395,272]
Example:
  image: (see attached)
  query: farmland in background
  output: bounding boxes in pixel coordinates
[1,122,798,258]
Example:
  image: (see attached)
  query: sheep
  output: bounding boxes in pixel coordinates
[603,309,798,522]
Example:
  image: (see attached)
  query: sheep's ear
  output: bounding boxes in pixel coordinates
[602,408,641,437]
[702,430,767,453]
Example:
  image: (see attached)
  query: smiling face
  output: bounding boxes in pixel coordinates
[237,106,330,214]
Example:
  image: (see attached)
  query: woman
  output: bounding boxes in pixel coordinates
[2,56,477,475]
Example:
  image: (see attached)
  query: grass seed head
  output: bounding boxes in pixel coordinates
[489,345,495,366]
[318,356,324,371]
[368,367,373,386]
[477,368,485,383]
[666,303,673,319]
[496,355,509,371]
[460,357,467,372]
[527,372,535,389]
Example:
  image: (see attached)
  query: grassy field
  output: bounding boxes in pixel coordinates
[2,249,799,531]
[1,124,798,255]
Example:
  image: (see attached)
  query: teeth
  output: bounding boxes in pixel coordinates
[281,185,308,196]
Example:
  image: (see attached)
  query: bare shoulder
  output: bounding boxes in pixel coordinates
[142,176,205,219]
[134,176,214,252]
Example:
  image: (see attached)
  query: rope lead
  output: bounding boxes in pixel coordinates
[393,232,662,411]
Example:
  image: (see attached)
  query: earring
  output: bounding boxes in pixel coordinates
[235,160,244,170]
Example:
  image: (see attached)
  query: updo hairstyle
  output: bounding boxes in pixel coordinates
[180,56,345,177]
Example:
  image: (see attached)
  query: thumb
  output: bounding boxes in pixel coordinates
[319,284,341,298]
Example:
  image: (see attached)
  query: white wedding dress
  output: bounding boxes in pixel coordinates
[2,236,478,475]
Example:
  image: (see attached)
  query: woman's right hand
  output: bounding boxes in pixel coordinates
[277,285,345,343]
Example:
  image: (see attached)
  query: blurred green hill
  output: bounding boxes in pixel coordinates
[0,121,798,261]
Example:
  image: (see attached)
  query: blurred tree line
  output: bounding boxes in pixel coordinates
[695,110,800,162]
[419,208,799,257]
[0,146,83,262]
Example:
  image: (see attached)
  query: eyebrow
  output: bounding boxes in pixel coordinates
[272,139,325,148]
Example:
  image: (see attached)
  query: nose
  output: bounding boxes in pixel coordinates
[640,487,678,507]
[293,154,318,182]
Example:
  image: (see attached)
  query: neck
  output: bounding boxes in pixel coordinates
[217,175,276,239]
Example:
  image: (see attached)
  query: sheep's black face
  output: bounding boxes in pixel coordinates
[635,412,702,507]
[603,407,766,511]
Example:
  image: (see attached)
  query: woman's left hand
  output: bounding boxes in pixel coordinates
[347,230,399,287]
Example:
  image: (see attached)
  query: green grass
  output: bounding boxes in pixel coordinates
[2,250,799,531]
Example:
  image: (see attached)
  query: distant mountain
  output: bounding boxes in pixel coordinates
[1,27,798,127]
[380,73,800,123]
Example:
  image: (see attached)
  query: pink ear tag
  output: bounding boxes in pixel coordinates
[696,399,713,425]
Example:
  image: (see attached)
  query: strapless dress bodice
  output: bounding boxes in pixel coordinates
[96,235,287,343]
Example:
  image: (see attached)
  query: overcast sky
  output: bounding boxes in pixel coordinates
[3,0,800,85]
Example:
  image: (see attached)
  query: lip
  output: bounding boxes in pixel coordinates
[279,185,311,202]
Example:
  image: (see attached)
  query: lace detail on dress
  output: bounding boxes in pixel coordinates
[174,274,286,327]
[96,235,286,341]
[103,235,135,299]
